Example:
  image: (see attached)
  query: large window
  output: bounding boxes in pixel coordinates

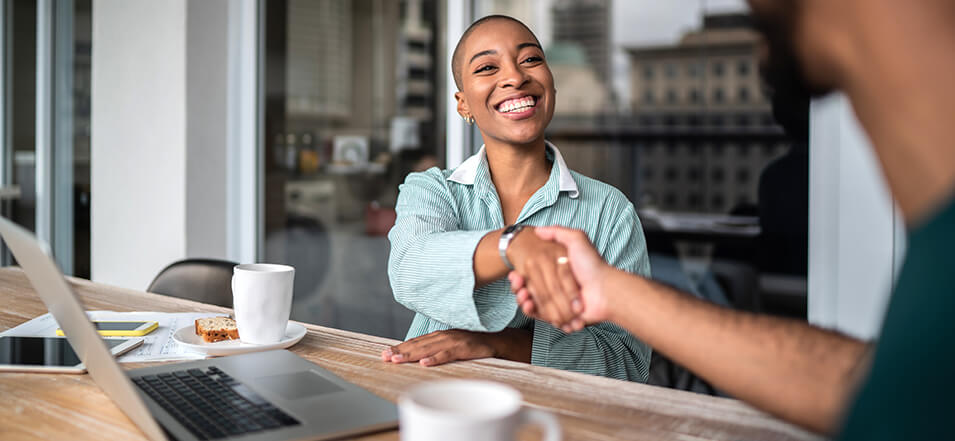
[479,0,809,322]
[262,0,444,338]
[1,0,91,277]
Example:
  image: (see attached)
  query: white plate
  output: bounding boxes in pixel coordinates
[172,322,307,357]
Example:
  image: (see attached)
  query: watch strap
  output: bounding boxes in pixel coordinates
[498,224,525,270]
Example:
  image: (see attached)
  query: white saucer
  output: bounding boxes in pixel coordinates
[172,322,307,357]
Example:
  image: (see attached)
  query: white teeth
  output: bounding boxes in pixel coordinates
[498,96,536,113]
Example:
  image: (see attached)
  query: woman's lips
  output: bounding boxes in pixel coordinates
[496,97,540,120]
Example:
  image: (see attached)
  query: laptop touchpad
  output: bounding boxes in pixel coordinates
[253,370,344,400]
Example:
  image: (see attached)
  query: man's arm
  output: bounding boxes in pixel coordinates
[514,226,869,434]
[603,271,868,434]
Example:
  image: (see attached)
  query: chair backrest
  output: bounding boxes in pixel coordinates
[147,258,237,308]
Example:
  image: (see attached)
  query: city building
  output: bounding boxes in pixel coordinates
[551,0,612,86]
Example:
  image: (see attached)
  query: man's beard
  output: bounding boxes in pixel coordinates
[751,5,835,101]
[751,6,833,142]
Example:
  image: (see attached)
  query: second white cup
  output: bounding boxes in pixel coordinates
[399,380,561,441]
[232,263,294,344]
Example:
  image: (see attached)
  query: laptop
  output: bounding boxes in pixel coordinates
[0,216,397,441]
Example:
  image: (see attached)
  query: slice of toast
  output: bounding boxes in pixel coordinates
[195,316,240,343]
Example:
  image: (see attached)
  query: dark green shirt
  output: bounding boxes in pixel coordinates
[839,197,955,440]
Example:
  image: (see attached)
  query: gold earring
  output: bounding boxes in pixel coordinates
[463,114,474,125]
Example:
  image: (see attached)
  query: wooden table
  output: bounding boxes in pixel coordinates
[0,268,822,441]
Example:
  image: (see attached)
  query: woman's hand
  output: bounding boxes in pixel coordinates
[506,227,583,330]
[381,328,532,367]
[509,226,615,331]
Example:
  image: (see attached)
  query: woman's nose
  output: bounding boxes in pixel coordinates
[498,62,529,88]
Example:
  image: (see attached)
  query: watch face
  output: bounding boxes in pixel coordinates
[504,224,523,235]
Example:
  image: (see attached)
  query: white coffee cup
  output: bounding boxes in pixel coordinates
[399,380,561,441]
[232,263,294,344]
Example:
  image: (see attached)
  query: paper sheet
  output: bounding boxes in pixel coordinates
[0,311,226,362]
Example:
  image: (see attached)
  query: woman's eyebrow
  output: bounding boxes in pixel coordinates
[469,49,497,65]
[468,42,542,66]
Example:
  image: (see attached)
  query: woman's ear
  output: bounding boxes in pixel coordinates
[455,91,470,118]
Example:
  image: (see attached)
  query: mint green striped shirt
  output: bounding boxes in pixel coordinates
[388,142,652,382]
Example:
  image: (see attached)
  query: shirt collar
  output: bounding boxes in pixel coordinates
[447,141,580,198]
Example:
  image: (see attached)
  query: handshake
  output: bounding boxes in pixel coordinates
[505,226,617,333]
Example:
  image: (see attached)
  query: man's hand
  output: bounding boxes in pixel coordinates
[506,227,583,330]
[381,328,532,367]
[509,226,615,331]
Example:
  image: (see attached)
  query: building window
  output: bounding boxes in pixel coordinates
[643,89,654,104]
[688,167,702,182]
[712,88,724,103]
[711,194,725,209]
[712,168,725,182]
[687,62,701,77]
[644,64,654,79]
[665,63,677,78]
[737,60,750,76]
[666,89,678,104]
[665,167,679,182]
[712,60,724,77]
[664,193,678,206]
[738,87,749,102]
[736,168,750,183]
[689,88,701,104]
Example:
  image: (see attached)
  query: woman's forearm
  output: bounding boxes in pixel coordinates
[473,228,510,287]
[488,327,533,363]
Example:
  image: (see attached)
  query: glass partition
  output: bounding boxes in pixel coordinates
[1,0,91,277]
[262,0,445,338]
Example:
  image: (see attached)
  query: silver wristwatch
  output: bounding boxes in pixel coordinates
[498,224,525,270]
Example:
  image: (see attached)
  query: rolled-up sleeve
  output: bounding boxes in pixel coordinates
[530,200,653,382]
[388,170,517,332]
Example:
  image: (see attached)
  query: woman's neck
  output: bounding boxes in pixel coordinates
[483,137,551,220]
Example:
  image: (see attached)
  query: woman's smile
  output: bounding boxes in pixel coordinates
[493,94,541,120]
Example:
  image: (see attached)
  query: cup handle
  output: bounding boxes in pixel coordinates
[518,408,562,441]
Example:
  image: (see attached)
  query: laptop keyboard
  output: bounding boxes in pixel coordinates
[131,366,299,440]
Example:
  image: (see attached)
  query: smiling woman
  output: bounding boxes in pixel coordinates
[384,15,654,383]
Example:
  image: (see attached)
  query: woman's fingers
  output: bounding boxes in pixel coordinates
[508,271,525,291]
[386,332,444,363]
[420,350,456,367]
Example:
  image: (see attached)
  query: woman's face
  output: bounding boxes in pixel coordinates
[455,20,556,147]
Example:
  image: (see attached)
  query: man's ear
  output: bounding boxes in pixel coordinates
[455,91,470,117]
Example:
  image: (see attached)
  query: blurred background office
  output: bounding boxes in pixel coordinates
[1,0,903,391]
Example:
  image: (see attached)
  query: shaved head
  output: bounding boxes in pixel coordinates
[451,15,540,91]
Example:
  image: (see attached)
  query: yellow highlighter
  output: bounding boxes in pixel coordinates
[56,320,159,337]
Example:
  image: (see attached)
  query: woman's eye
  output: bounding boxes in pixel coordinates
[523,56,543,64]
[474,65,496,73]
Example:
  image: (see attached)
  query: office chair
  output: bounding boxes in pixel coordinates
[147,258,237,308]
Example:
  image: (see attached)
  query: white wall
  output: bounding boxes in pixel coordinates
[91,0,254,290]
[186,0,229,258]
[91,0,188,290]
[808,94,904,340]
